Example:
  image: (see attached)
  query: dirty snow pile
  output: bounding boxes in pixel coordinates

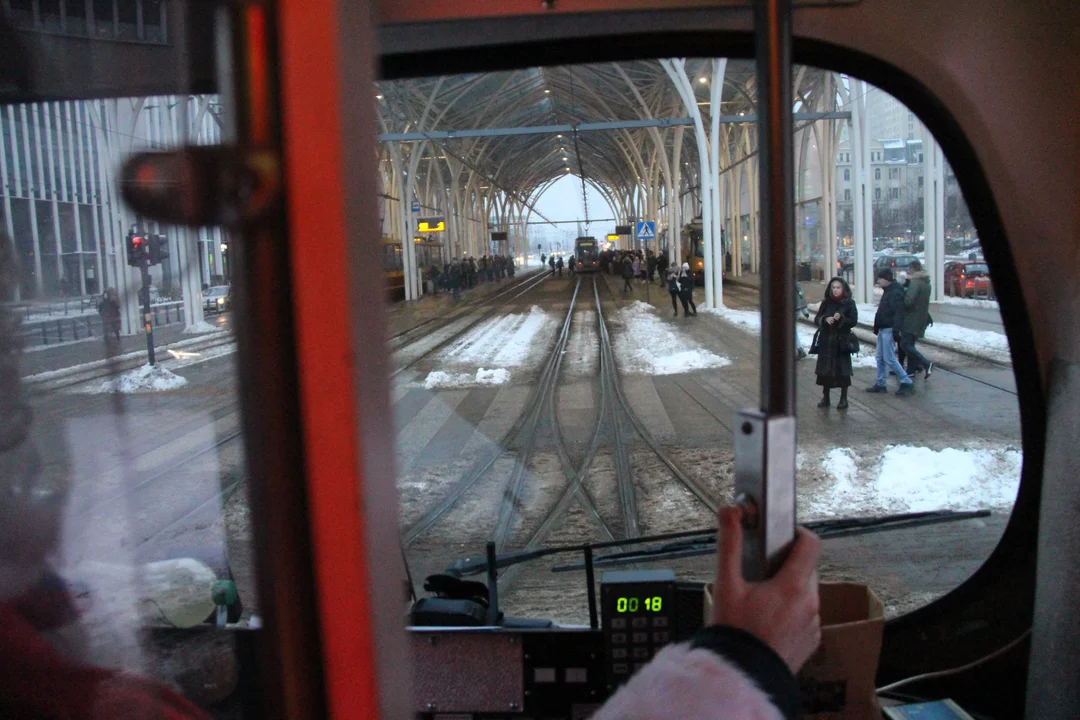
[806,445,1021,518]
[938,296,1000,310]
[423,367,510,390]
[441,306,553,366]
[96,363,189,393]
[922,324,1010,363]
[183,320,220,334]
[704,305,762,333]
[613,301,730,375]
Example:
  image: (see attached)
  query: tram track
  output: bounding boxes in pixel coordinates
[401,275,577,547]
[389,270,542,347]
[391,269,551,378]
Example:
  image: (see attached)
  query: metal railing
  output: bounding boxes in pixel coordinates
[19,301,186,347]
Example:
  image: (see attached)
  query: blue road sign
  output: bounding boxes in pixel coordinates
[636,221,656,240]
[411,200,421,213]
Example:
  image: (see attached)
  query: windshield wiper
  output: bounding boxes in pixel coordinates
[549,510,992,572]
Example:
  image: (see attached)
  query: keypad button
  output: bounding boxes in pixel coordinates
[632,647,649,659]
[610,618,627,629]
[612,632,627,644]
[631,617,648,628]
[653,631,670,644]
[652,617,669,628]
[611,648,627,659]
[632,632,649,643]
[612,663,629,675]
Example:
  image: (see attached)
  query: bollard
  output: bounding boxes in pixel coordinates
[87,316,94,337]
[56,320,63,342]
[73,319,79,340]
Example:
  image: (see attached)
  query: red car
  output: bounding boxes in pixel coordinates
[944,260,991,297]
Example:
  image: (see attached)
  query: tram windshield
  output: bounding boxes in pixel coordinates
[0,4,1023,716]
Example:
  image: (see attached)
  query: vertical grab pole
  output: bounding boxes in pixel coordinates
[734,0,797,582]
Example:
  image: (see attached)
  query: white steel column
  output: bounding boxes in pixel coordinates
[64,102,87,295]
[81,102,105,295]
[0,108,18,301]
[43,105,64,289]
[662,59,714,309]
[22,106,44,296]
[850,79,875,304]
[922,129,946,302]
[671,125,684,266]
[709,58,726,304]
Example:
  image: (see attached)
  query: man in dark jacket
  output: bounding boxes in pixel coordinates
[900,259,934,378]
[867,268,914,395]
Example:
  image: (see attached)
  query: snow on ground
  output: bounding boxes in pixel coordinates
[808,299,1010,363]
[613,301,730,375]
[704,305,761,333]
[806,445,1021,519]
[182,321,220,334]
[94,363,189,393]
[165,342,238,369]
[440,306,554,367]
[937,296,1000,310]
[923,323,1011,363]
[423,367,510,390]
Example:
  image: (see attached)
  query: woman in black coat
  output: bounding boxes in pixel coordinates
[813,276,858,409]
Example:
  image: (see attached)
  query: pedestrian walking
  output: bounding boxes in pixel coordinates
[549,254,556,276]
[556,256,564,277]
[678,262,698,316]
[428,264,441,296]
[632,256,641,282]
[540,253,546,267]
[621,256,634,292]
[900,259,934,378]
[866,268,914,395]
[569,254,577,274]
[795,282,810,360]
[646,250,657,282]
[97,289,121,342]
[507,256,515,278]
[667,266,681,316]
[449,258,463,299]
[812,277,858,409]
[656,252,669,286]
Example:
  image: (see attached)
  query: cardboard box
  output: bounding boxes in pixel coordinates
[703,582,884,720]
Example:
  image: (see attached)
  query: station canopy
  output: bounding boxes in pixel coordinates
[375,60,839,209]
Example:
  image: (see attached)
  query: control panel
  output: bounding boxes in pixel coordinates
[600,569,678,690]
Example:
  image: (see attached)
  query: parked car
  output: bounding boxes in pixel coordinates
[203,285,232,314]
[837,248,855,271]
[872,253,921,274]
[944,260,991,297]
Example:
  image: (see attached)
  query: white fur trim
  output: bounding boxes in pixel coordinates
[592,643,785,720]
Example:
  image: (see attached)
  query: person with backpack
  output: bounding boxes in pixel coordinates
[900,259,934,378]
[621,255,634,292]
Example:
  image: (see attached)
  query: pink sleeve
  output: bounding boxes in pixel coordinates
[591,643,785,720]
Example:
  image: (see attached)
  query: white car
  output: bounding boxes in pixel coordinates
[203,286,232,314]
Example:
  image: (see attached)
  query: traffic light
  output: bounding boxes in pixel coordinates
[148,234,170,266]
[126,231,148,267]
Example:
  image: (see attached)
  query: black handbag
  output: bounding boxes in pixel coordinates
[844,332,860,354]
[809,329,821,355]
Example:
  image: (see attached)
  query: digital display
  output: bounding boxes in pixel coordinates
[614,595,664,613]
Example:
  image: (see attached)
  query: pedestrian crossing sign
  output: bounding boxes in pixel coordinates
[636,221,656,240]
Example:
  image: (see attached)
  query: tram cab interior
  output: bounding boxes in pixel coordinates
[0,1,1077,720]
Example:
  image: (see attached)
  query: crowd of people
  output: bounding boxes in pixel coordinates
[810,259,934,408]
[428,254,516,299]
